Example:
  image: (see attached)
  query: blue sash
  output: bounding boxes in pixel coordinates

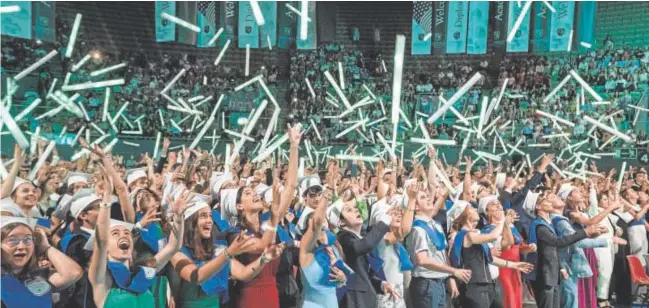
[1,275,52,308]
[260,211,293,244]
[445,200,454,211]
[368,242,414,280]
[482,224,521,245]
[412,219,447,250]
[106,261,155,294]
[503,200,512,211]
[525,217,556,281]
[180,243,231,302]
[60,230,90,253]
[450,229,493,268]
[630,216,646,227]
[36,218,51,229]
[311,243,354,300]
[211,210,231,232]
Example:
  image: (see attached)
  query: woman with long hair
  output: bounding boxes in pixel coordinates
[448,200,533,308]
[169,200,283,308]
[1,216,83,307]
[227,124,302,308]
[88,167,187,308]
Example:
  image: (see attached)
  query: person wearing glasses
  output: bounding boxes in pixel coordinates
[1,216,83,307]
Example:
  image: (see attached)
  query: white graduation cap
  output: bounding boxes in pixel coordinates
[0,216,37,230]
[446,200,470,233]
[298,175,322,196]
[83,219,135,251]
[220,188,238,222]
[184,202,209,220]
[326,199,345,227]
[495,173,507,189]
[0,198,40,218]
[126,168,147,187]
[70,192,102,219]
[296,206,315,236]
[478,195,499,215]
[453,182,482,200]
[557,183,574,201]
[211,172,233,198]
[255,183,269,196]
[66,172,90,186]
[369,198,393,226]
[11,178,30,194]
[51,194,73,220]
[523,191,541,217]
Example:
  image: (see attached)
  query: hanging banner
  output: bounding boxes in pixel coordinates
[220,1,236,46]
[177,1,197,45]
[258,1,278,49]
[197,1,217,47]
[155,1,176,42]
[296,1,316,50]
[431,1,448,55]
[445,1,468,54]
[466,1,489,55]
[532,1,550,52]
[549,1,575,52]
[506,1,531,52]
[278,1,297,49]
[491,1,507,53]
[1,1,32,39]
[576,1,596,52]
[33,1,56,42]
[238,1,260,48]
[411,1,432,55]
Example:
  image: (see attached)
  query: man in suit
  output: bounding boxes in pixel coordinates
[335,199,394,308]
[529,192,603,308]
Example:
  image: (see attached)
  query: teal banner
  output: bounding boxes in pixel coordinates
[220,1,236,47]
[445,1,468,54]
[296,1,316,50]
[155,1,176,42]
[278,1,297,49]
[1,1,32,39]
[238,1,259,48]
[197,1,216,47]
[431,1,448,55]
[506,1,531,52]
[33,1,56,43]
[411,1,432,55]
[177,1,197,45]
[259,1,278,49]
[532,1,550,52]
[466,1,489,55]
[549,1,575,52]
[491,1,507,53]
[576,1,596,52]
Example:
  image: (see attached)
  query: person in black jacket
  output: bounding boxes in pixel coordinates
[529,192,604,308]
[335,200,398,308]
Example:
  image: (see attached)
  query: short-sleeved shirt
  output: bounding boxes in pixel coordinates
[406,217,450,279]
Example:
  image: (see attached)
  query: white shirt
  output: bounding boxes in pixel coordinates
[377,240,403,285]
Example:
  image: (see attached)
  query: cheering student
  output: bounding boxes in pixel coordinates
[1,216,83,307]
[296,194,348,308]
[619,187,649,301]
[529,192,604,308]
[226,125,302,308]
[87,167,187,308]
[448,198,533,308]
[169,199,282,308]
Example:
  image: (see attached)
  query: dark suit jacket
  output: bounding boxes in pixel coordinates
[534,224,587,287]
[499,171,545,239]
[337,222,390,308]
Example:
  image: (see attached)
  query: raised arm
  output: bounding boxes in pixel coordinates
[301,197,328,254]
[87,167,114,302]
[34,228,83,288]
[340,220,390,256]
[461,157,472,201]
[278,124,302,218]
[466,220,504,246]
[93,146,135,223]
[153,191,190,272]
[536,223,589,248]
[1,144,26,199]
[385,184,418,244]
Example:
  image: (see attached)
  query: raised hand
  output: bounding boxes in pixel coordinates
[226,232,256,256]
[168,189,193,216]
[288,123,303,146]
[139,207,162,229]
[13,144,26,168]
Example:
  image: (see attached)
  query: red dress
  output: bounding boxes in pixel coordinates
[498,244,522,308]
[236,252,280,308]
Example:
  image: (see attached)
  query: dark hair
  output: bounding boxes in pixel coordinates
[183,210,217,262]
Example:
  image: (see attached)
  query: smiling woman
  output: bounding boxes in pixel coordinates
[1,216,83,308]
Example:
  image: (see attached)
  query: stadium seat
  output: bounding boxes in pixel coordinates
[626,255,649,307]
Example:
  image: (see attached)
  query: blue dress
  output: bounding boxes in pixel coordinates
[299,247,339,308]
